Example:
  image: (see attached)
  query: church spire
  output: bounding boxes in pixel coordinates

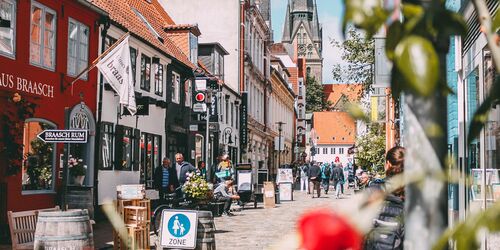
[282,0,292,42]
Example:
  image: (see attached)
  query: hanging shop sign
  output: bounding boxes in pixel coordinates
[240,92,248,145]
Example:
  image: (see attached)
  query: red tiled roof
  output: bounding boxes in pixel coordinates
[323,84,363,106]
[89,0,194,69]
[270,43,289,54]
[313,112,356,145]
[151,0,175,25]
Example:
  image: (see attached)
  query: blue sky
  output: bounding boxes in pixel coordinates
[271,0,345,84]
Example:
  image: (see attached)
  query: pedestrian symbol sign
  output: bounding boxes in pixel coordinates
[160,210,198,249]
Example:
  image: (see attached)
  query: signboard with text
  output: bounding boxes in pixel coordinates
[240,92,248,145]
[159,210,198,249]
[37,129,88,143]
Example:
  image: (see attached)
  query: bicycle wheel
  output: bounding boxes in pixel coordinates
[152,205,171,236]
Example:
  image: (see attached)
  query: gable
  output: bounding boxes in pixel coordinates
[292,22,320,59]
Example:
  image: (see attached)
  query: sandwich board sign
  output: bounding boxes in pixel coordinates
[159,210,198,249]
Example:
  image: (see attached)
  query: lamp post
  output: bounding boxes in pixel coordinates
[276,122,285,170]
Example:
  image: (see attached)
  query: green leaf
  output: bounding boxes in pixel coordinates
[467,77,500,144]
[493,11,500,32]
[346,103,369,122]
[402,4,424,34]
[385,21,403,60]
[394,36,439,96]
[343,0,390,38]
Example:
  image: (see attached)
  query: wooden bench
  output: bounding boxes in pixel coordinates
[7,206,60,250]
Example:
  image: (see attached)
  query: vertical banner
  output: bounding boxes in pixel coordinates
[240,92,248,146]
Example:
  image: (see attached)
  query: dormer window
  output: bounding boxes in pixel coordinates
[189,32,198,64]
[132,7,163,43]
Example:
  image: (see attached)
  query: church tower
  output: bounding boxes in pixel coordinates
[282,0,323,83]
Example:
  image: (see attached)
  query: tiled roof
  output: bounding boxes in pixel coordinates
[164,24,201,35]
[323,84,363,106]
[89,0,194,69]
[313,112,356,145]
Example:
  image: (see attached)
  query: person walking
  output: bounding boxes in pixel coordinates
[174,153,196,186]
[153,157,179,201]
[299,163,309,193]
[331,161,344,199]
[197,160,207,179]
[308,162,321,198]
[320,163,332,194]
[364,146,405,250]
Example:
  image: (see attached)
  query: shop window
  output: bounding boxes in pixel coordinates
[140,54,151,91]
[185,79,192,107]
[153,61,163,96]
[99,122,114,170]
[130,47,137,86]
[114,125,140,171]
[30,1,56,70]
[21,119,56,193]
[67,19,89,79]
[171,71,180,104]
[140,133,161,189]
[0,0,16,57]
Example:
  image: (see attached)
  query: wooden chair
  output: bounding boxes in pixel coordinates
[7,206,60,250]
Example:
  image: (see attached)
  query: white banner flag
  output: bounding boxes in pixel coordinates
[97,35,136,115]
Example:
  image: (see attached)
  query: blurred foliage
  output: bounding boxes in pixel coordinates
[355,124,386,174]
[331,27,374,93]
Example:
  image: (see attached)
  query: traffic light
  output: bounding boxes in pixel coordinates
[194,92,205,103]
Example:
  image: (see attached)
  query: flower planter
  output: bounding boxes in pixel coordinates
[73,175,85,186]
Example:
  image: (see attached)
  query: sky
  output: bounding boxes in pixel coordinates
[271,0,345,84]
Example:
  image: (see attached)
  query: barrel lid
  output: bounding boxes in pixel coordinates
[38,209,89,217]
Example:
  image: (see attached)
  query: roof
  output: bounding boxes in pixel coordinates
[275,55,296,68]
[164,24,201,36]
[199,43,229,55]
[323,84,363,106]
[313,112,356,145]
[89,0,195,69]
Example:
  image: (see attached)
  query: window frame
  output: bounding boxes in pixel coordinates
[140,54,151,91]
[0,0,16,58]
[171,71,180,104]
[189,32,198,64]
[114,125,139,171]
[21,118,57,195]
[140,132,162,189]
[153,61,163,96]
[185,79,192,107]
[67,18,89,79]
[99,122,114,170]
[30,1,56,70]
[130,47,137,86]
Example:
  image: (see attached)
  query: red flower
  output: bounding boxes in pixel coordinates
[298,209,362,250]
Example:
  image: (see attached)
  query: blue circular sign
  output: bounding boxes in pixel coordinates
[167,213,191,238]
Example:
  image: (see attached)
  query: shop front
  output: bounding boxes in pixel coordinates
[0,0,105,238]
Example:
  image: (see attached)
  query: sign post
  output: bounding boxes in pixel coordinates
[159,210,198,249]
[37,129,88,143]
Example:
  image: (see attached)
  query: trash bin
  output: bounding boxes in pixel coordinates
[275,188,280,204]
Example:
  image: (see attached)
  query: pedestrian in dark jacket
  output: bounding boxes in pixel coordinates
[308,163,321,197]
[153,157,179,200]
[331,163,344,199]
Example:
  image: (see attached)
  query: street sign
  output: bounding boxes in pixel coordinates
[37,129,88,143]
[159,210,198,249]
[189,124,198,131]
[192,103,207,113]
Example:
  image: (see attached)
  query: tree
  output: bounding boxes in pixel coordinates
[305,75,332,112]
[331,27,374,93]
[355,125,386,174]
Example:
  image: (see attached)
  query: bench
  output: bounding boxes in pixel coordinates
[7,206,60,250]
[207,201,225,217]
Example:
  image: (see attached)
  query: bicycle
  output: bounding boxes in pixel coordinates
[151,187,193,236]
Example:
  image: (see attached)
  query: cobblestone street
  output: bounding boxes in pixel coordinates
[211,187,354,250]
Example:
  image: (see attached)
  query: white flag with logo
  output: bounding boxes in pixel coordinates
[97,35,136,115]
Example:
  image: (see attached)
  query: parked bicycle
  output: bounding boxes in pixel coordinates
[151,187,193,235]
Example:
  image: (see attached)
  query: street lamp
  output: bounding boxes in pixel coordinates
[276,122,285,170]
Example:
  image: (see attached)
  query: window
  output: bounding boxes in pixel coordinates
[153,61,163,96]
[189,32,198,64]
[185,79,192,107]
[140,54,151,91]
[231,102,234,127]
[140,132,161,189]
[331,148,335,154]
[67,19,89,78]
[323,148,327,154]
[339,148,344,154]
[130,47,137,85]
[22,119,56,192]
[30,2,56,70]
[99,122,114,170]
[214,51,220,76]
[171,71,180,103]
[225,98,229,124]
[114,125,140,171]
[0,0,16,57]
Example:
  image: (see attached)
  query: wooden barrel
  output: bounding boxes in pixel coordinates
[67,188,94,219]
[196,210,216,250]
[34,209,93,249]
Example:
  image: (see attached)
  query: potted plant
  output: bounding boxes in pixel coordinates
[68,156,87,186]
[183,172,212,205]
